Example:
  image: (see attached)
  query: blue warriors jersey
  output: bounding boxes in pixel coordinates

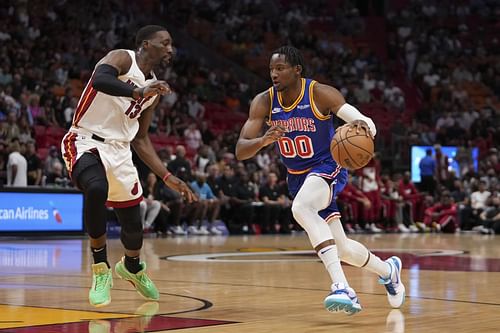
[268,78,339,174]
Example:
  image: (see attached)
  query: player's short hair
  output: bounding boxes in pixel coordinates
[272,46,306,76]
[135,25,168,48]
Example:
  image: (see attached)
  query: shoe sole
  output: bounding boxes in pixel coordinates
[324,297,362,315]
[90,298,111,308]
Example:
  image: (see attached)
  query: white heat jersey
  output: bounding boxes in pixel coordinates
[71,49,158,142]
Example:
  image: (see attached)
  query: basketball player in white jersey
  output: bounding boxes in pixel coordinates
[61,25,196,307]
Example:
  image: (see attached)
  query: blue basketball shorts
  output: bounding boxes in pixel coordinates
[287,162,348,221]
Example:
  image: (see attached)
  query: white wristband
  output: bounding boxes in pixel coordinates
[336,103,377,136]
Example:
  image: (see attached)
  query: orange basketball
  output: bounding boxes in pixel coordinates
[330,125,374,170]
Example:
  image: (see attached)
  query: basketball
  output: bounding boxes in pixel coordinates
[330,125,374,169]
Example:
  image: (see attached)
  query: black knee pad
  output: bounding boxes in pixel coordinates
[74,153,109,239]
[115,205,143,250]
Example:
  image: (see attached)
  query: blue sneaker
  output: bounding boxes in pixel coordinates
[324,282,362,315]
[379,256,406,308]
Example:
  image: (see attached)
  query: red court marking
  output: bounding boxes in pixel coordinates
[0,315,237,332]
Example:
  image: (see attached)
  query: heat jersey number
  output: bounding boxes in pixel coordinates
[277,135,314,158]
[125,96,152,119]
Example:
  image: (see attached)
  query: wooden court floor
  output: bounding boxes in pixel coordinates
[0,233,499,333]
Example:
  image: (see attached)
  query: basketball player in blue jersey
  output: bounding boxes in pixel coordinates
[61,25,196,307]
[236,46,405,314]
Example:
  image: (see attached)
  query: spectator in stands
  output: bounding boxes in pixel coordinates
[461,180,491,230]
[184,123,203,151]
[259,172,291,234]
[199,120,215,144]
[194,144,215,173]
[63,97,77,129]
[1,111,20,142]
[256,148,271,171]
[338,175,373,232]
[25,140,42,186]
[168,145,192,181]
[155,182,185,236]
[419,148,436,195]
[186,93,205,119]
[381,178,405,232]
[190,172,222,235]
[140,173,163,233]
[44,145,64,181]
[423,191,458,233]
[231,171,258,234]
[0,139,7,185]
[157,147,175,169]
[357,157,383,232]
[216,164,238,230]
[27,94,45,126]
[45,159,70,187]
[6,139,27,187]
[434,145,449,185]
[397,172,422,228]
[478,196,500,234]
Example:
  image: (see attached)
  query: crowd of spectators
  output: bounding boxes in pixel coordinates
[0,0,498,235]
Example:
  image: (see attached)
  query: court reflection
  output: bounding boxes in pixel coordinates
[0,240,83,271]
[88,302,159,333]
[385,309,405,333]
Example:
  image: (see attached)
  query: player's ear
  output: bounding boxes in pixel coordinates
[295,65,302,76]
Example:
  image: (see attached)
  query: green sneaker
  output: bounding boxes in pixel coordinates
[115,257,159,300]
[89,262,113,307]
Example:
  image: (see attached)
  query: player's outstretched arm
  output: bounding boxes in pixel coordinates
[132,98,196,203]
[236,92,285,161]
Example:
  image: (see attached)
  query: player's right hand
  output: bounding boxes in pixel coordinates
[135,80,171,98]
[261,125,286,147]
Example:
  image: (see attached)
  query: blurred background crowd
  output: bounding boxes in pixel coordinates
[0,0,498,235]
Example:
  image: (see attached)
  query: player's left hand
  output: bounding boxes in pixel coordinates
[340,120,374,139]
[164,175,197,203]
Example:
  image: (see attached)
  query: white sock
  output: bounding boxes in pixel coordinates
[317,245,349,286]
[363,250,391,279]
[329,218,391,278]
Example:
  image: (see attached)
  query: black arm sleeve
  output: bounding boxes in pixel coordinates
[92,64,140,98]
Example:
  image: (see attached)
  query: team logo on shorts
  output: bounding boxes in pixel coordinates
[131,182,139,195]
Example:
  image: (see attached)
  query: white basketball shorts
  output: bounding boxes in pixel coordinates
[61,128,143,208]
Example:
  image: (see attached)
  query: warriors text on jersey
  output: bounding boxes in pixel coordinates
[268,78,339,174]
[71,50,158,142]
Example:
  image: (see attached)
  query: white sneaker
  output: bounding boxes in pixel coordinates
[408,224,419,233]
[171,225,187,235]
[370,223,383,233]
[198,225,210,235]
[187,225,201,235]
[398,224,410,233]
[209,226,223,235]
[324,282,362,315]
[379,256,406,308]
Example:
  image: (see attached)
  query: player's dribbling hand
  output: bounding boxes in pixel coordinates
[340,120,374,139]
[261,125,286,146]
[163,175,197,203]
